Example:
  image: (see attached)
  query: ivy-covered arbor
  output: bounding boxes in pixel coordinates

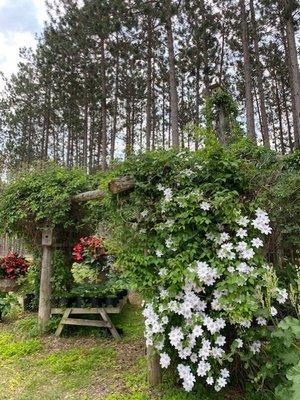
[0,163,134,331]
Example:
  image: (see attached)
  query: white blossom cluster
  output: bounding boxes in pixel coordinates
[141,205,287,393]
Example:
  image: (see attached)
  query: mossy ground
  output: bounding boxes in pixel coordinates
[0,304,271,400]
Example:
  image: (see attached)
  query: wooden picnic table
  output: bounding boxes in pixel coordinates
[51,295,128,338]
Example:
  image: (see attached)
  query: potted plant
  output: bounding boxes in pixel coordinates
[0,253,29,293]
[72,236,108,283]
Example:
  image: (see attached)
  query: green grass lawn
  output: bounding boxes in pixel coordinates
[0,305,272,400]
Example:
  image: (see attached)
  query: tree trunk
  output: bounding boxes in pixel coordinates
[195,65,200,150]
[250,0,270,148]
[101,38,108,170]
[240,0,256,143]
[125,97,132,158]
[165,0,179,148]
[146,15,153,151]
[274,77,286,154]
[83,89,88,171]
[280,0,300,149]
[131,97,135,151]
[216,103,230,145]
[280,22,299,148]
[162,85,166,149]
[282,81,293,151]
[111,35,119,162]
[218,21,226,86]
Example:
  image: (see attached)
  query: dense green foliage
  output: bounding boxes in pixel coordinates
[104,140,299,294]
[0,163,100,250]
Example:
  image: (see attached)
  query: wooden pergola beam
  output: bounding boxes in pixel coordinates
[72,189,105,203]
[108,176,135,195]
[71,176,135,203]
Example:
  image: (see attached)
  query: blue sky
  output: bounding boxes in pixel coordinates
[0,0,47,85]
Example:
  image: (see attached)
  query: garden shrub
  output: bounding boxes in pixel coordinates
[252,316,300,400]
[103,142,298,394]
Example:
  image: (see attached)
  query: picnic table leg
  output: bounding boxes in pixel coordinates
[99,309,121,339]
[55,308,71,337]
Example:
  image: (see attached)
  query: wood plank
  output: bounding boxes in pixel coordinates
[38,242,54,333]
[147,345,162,385]
[55,308,71,337]
[51,297,128,315]
[62,318,111,328]
[99,310,121,339]
[51,307,121,315]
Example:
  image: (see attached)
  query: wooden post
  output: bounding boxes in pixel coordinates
[38,224,54,333]
[147,345,162,386]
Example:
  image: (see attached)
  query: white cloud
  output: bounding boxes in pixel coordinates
[31,0,48,25]
[0,30,36,76]
[0,0,49,89]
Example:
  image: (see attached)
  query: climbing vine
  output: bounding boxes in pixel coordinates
[104,141,296,393]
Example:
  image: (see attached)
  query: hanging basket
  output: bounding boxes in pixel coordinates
[0,279,20,293]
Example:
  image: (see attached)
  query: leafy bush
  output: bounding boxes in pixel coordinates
[71,262,100,284]
[253,316,300,400]
[71,236,108,284]
[0,163,100,250]
[102,143,298,394]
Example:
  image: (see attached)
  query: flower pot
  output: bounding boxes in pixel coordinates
[0,279,19,293]
[91,297,105,307]
[97,297,106,307]
[75,296,90,308]
[117,289,128,300]
[24,294,38,312]
[105,297,119,307]
[128,291,142,306]
[58,298,68,307]
[51,298,60,307]
[67,296,77,307]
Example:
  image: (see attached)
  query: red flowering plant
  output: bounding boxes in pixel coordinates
[71,236,109,284]
[0,252,30,280]
[73,236,107,266]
